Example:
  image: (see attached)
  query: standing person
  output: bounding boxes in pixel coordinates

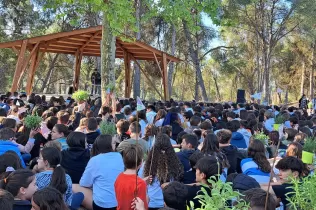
[91,69,101,95]
[299,94,307,110]
[80,135,124,210]
[115,145,148,210]
[142,134,183,209]
[36,147,73,206]
[0,169,37,210]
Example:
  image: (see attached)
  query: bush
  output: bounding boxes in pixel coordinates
[72,90,89,102]
[303,137,316,153]
[99,121,116,136]
[275,115,285,124]
[24,115,42,129]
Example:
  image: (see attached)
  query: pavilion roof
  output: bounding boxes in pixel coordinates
[0,25,181,62]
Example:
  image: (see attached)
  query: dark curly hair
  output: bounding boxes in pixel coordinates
[143,134,183,184]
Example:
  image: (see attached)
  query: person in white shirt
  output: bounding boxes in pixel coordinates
[146,104,156,125]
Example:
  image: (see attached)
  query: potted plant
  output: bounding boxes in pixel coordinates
[274,115,285,131]
[99,121,116,136]
[72,90,89,104]
[253,132,268,145]
[24,115,42,129]
[302,137,316,164]
[106,83,116,94]
[191,176,249,210]
[287,173,316,209]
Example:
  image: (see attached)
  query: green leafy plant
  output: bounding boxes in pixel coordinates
[303,137,316,153]
[191,176,249,210]
[253,132,268,145]
[72,90,89,102]
[287,173,316,209]
[274,115,285,124]
[24,115,42,129]
[99,121,116,136]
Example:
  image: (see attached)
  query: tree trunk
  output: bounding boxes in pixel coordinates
[41,54,59,93]
[194,71,199,100]
[213,73,221,101]
[301,59,306,96]
[168,23,176,97]
[285,87,289,104]
[263,44,271,103]
[182,21,208,101]
[133,0,141,98]
[310,42,315,101]
[101,11,116,103]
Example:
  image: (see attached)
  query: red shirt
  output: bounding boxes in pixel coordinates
[115,173,148,210]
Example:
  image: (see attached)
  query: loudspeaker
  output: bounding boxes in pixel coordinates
[237,89,246,103]
[67,86,74,95]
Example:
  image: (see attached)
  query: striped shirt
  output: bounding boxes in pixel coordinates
[36,170,73,205]
[241,158,270,184]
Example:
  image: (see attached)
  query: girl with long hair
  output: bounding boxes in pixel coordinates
[154,109,167,127]
[51,124,70,150]
[241,140,271,183]
[200,134,230,181]
[142,134,183,209]
[0,169,37,210]
[36,147,73,206]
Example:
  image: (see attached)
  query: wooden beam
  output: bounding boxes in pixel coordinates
[153,52,163,76]
[124,51,131,98]
[73,50,83,91]
[0,40,23,49]
[11,40,28,93]
[80,31,101,51]
[26,45,40,95]
[162,53,169,101]
[12,46,19,55]
[130,54,164,99]
[26,26,102,44]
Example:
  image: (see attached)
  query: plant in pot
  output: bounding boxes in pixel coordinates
[253,132,268,146]
[24,115,42,130]
[287,172,316,209]
[106,83,116,94]
[274,115,285,131]
[191,175,249,210]
[302,137,316,164]
[99,121,116,136]
[72,90,90,104]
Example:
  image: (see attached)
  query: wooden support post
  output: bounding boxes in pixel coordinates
[162,53,169,101]
[124,51,131,98]
[11,40,28,93]
[130,54,164,99]
[73,50,83,91]
[26,45,40,95]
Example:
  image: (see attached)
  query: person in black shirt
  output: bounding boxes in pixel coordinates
[261,156,305,210]
[185,156,221,209]
[90,69,101,95]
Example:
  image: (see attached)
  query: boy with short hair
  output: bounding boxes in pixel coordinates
[177,134,198,172]
[163,181,188,210]
[115,144,148,210]
[0,189,13,210]
[261,156,305,210]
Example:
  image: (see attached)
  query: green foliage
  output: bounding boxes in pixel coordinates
[303,137,316,153]
[99,121,116,136]
[275,115,285,124]
[253,132,268,145]
[72,90,90,102]
[287,173,316,210]
[24,115,42,129]
[192,176,249,210]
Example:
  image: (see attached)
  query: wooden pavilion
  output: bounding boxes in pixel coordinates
[0,25,181,100]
